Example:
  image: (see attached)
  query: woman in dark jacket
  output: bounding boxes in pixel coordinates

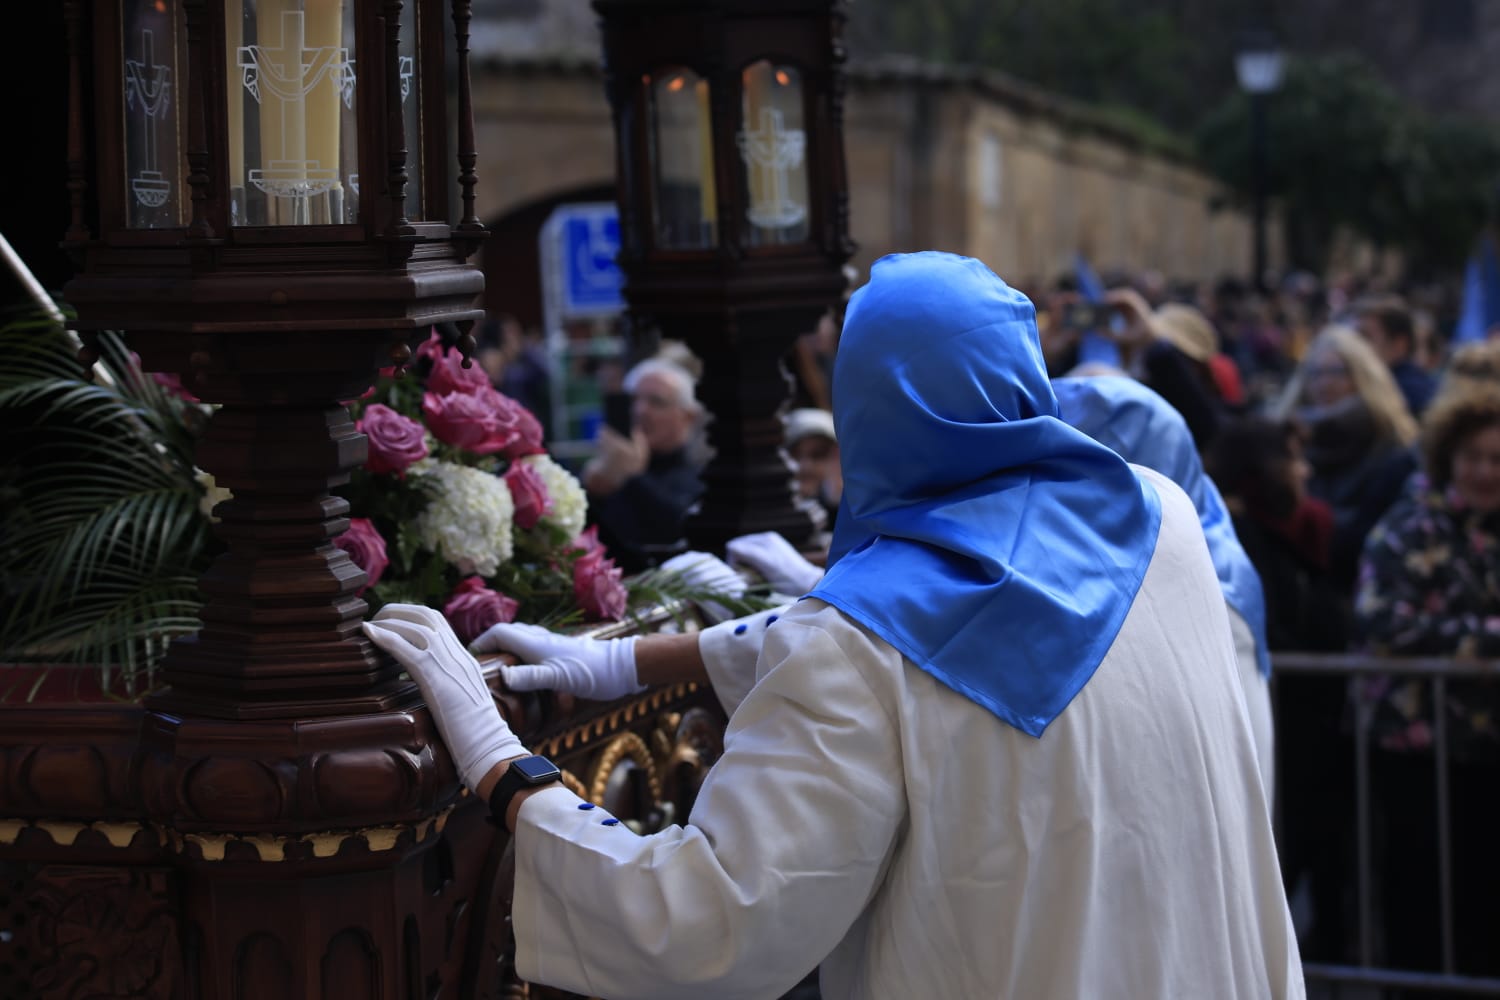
[1354,378,1500,977]
[1271,325,1419,591]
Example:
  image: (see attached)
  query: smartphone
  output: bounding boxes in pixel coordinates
[1062,301,1111,332]
[603,391,634,436]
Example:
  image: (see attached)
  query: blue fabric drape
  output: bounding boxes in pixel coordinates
[1054,375,1271,678]
[810,253,1162,737]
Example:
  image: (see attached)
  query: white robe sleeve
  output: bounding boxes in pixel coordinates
[696,605,791,716]
[513,612,906,1000]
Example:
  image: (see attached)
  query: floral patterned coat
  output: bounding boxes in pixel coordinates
[1354,475,1500,759]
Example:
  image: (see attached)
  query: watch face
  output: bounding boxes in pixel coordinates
[514,755,562,784]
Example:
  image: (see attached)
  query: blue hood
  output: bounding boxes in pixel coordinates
[1054,375,1270,678]
[808,253,1161,737]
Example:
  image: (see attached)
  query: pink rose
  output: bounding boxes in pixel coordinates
[571,525,605,555]
[334,517,389,595]
[443,575,519,644]
[427,344,491,397]
[479,389,529,456]
[573,547,627,621]
[414,329,446,366]
[497,394,547,458]
[504,461,553,530]
[423,387,525,456]
[359,403,429,475]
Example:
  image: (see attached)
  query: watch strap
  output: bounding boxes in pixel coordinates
[489,755,562,822]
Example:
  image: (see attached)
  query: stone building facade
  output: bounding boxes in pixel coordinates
[470,51,1270,327]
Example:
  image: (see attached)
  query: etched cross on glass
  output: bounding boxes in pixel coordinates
[234,1,356,225]
[737,61,810,246]
[125,30,173,210]
[737,106,807,230]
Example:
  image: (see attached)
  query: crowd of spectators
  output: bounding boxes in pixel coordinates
[1027,266,1500,979]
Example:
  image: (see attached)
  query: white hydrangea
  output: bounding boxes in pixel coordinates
[523,453,587,539]
[411,459,514,575]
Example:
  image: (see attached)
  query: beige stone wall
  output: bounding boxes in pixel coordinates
[472,62,1276,290]
[472,65,616,221]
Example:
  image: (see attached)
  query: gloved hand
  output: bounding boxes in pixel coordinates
[726,531,825,595]
[363,604,526,791]
[659,550,748,621]
[472,622,644,702]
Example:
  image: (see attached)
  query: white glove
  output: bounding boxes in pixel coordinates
[472,621,644,702]
[659,550,747,621]
[363,604,526,791]
[726,531,825,595]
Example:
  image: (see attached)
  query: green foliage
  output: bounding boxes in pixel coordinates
[851,0,1247,133]
[0,315,212,697]
[1197,54,1500,273]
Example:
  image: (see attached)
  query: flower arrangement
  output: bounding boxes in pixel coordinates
[339,330,632,643]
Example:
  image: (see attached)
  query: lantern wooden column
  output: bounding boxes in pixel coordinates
[679,308,830,549]
[119,323,426,717]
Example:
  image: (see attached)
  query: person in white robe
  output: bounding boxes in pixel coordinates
[365,251,1305,1000]
[1053,374,1277,799]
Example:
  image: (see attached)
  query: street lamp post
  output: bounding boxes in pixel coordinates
[1235,31,1284,294]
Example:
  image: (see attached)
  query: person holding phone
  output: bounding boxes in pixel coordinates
[366,253,1303,1000]
[582,356,705,571]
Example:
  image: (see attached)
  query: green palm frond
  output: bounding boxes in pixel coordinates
[0,315,211,696]
[625,566,781,630]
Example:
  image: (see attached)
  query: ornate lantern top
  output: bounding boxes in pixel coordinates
[594,0,854,334]
[63,0,486,346]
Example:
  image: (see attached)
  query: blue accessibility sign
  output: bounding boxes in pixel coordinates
[541,202,623,318]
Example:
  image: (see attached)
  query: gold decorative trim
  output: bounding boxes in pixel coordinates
[560,769,588,801]
[537,682,700,758]
[0,818,147,849]
[587,731,661,806]
[0,805,456,862]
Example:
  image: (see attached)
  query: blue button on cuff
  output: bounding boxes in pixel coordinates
[601,818,621,827]
[577,802,596,810]
[766,615,778,625]
[734,624,748,635]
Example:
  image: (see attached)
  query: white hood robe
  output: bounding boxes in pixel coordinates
[513,468,1304,999]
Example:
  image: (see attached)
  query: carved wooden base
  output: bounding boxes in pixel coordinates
[0,607,727,998]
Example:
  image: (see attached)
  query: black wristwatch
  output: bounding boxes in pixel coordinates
[489,755,563,821]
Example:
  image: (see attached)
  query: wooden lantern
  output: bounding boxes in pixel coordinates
[60,0,488,717]
[595,0,855,551]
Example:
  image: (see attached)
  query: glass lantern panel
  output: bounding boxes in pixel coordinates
[400,0,422,219]
[647,68,716,250]
[738,61,809,247]
[229,0,359,226]
[122,0,187,229]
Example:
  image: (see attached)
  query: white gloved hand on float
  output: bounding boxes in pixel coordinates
[726,531,826,596]
[471,621,644,702]
[363,604,526,791]
[659,550,748,621]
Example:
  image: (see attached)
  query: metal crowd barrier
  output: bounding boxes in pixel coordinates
[1272,652,1500,997]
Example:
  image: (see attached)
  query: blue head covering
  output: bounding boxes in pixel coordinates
[808,253,1162,737]
[1053,375,1271,678]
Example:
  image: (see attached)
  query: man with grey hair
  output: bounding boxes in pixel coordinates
[583,355,705,570]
